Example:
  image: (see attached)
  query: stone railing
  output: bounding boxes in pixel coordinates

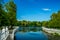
[0,27,9,40]
[10,27,19,40]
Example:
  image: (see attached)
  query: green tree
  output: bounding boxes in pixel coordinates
[48,11,60,28]
[5,0,16,29]
[42,21,48,27]
[0,0,10,29]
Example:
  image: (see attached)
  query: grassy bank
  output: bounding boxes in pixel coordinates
[42,30,60,40]
[47,33,60,40]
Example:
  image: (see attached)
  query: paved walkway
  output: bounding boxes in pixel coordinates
[6,27,19,40]
[6,30,13,40]
[6,34,12,40]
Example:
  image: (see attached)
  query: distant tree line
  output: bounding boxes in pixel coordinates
[16,20,42,27]
[17,10,60,29]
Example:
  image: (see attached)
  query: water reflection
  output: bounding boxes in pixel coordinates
[15,27,48,40]
[18,27,42,32]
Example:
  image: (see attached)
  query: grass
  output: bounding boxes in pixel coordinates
[47,33,60,40]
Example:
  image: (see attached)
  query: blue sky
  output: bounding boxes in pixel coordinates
[4,0,60,21]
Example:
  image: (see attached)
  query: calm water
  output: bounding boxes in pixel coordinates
[15,31,48,40]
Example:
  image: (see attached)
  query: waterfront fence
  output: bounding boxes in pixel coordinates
[0,27,9,40]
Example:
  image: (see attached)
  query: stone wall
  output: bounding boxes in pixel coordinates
[42,27,60,35]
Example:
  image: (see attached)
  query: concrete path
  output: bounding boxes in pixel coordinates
[6,27,19,40]
[6,34,12,40]
[6,30,13,40]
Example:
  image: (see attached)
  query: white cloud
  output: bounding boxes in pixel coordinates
[42,8,51,11]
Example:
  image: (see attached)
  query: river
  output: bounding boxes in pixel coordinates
[15,27,48,40]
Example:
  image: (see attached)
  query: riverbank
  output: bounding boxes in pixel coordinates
[46,32,60,40]
[42,27,60,40]
[5,27,60,40]
[42,27,60,35]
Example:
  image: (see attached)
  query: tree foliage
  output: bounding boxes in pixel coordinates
[5,0,16,25]
[17,20,42,27]
[0,0,9,28]
[48,11,60,28]
[0,0,17,29]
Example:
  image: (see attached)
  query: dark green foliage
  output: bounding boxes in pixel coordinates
[18,20,42,27]
[0,0,17,29]
[42,11,60,28]
[42,21,49,27]
[0,0,10,28]
[5,0,16,26]
[48,11,60,28]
